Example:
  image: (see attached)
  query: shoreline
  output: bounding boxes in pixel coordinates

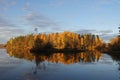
[30,48,87,53]
[0,44,6,49]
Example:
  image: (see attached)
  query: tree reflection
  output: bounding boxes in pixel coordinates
[6,48,103,64]
[105,53,120,80]
[107,53,120,71]
[6,48,104,74]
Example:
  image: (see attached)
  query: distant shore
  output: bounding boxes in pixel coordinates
[0,44,6,49]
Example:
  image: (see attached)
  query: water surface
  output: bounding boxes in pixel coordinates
[0,49,120,80]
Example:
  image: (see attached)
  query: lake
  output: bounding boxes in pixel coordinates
[0,49,120,80]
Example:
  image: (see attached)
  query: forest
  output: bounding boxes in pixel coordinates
[100,36,120,53]
[6,31,120,53]
[6,31,103,52]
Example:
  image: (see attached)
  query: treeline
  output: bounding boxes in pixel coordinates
[109,36,120,51]
[0,44,5,48]
[6,31,103,51]
[96,36,120,53]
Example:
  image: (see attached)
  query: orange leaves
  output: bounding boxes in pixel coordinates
[6,31,103,50]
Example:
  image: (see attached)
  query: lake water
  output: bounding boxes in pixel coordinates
[0,49,120,80]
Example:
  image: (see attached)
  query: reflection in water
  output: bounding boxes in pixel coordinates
[6,49,103,64]
[108,53,120,71]
[6,49,103,75]
[105,53,120,80]
[3,49,120,80]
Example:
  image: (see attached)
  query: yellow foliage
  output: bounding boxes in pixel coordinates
[6,31,103,50]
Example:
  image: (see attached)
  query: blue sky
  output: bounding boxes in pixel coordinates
[0,0,120,43]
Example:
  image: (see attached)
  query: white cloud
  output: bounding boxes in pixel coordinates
[23,2,31,11]
[0,14,25,43]
[100,33,117,42]
[0,0,17,11]
[75,29,116,42]
[97,30,113,36]
[0,17,16,27]
[49,0,64,8]
[0,28,25,44]
[24,12,59,29]
[76,29,97,34]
